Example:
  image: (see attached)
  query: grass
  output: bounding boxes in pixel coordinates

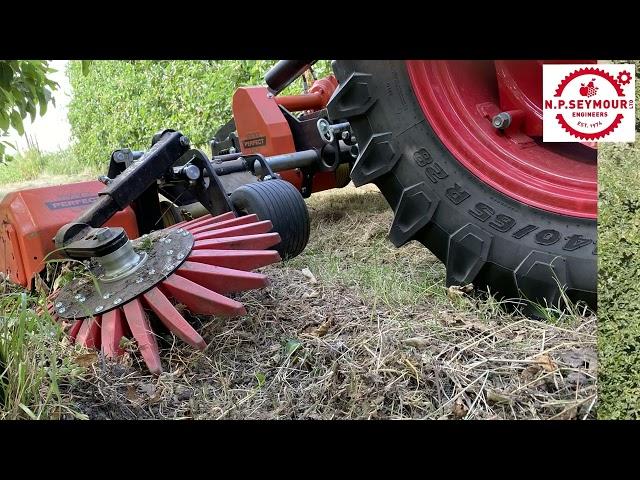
[0,147,98,194]
[0,281,86,419]
[286,187,446,308]
[0,150,596,420]
[0,146,93,419]
[64,185,596,420]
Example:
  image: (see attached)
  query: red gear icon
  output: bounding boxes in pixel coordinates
[617,70,632,86]
[554,67,624,96]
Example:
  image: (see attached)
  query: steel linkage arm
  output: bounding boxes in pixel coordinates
[54,130,190,255]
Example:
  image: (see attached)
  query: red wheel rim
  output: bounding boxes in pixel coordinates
[406,60,597,219]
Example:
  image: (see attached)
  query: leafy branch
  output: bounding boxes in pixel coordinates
[0,60,59,164]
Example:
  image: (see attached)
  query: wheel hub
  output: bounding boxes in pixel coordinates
[406,60,597,219]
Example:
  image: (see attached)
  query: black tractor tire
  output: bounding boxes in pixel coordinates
[328,61,597,311]
[230,179,310,260]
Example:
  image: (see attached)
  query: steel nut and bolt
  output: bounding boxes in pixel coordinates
[182,164,201,181]
[492,112,512,130]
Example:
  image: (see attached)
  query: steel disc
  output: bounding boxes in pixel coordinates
[54,227,193,319]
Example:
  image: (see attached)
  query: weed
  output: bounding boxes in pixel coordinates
[0,282,85,419]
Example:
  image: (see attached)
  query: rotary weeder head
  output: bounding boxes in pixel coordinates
[43,211,282,374]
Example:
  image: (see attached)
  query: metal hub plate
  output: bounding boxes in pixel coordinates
[54,227,194,319]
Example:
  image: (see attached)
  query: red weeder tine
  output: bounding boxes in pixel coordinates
[187,214,259,235]
[178,211,235,229]
[69,319,83,341]
[101,308,127,358]
[160,273,247,316]
[193,232,281,250]
[75,316,101,349]
[187,249,281,271]
[192,220,273,241]
[122,298,162,375]
[142,287,206,350]
[176,261,269,294]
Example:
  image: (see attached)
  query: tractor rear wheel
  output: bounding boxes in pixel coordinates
[328,61,597,311]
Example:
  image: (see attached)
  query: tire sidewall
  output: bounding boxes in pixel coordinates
[231,180,310,260]
[331,60,596,306]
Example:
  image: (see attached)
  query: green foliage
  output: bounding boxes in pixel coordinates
[254,372,266,389]
[598,61,640,419]
[67,60,333,169]
[81,60,92,76]
[598,140,640,419]
[0,60,58,164]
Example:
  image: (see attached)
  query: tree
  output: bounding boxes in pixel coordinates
[67,60,333,167]
[0,61,58,163]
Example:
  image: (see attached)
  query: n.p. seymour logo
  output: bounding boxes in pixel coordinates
[543,64,635,142]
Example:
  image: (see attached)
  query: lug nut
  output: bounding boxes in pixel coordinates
[492,112,512,130]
